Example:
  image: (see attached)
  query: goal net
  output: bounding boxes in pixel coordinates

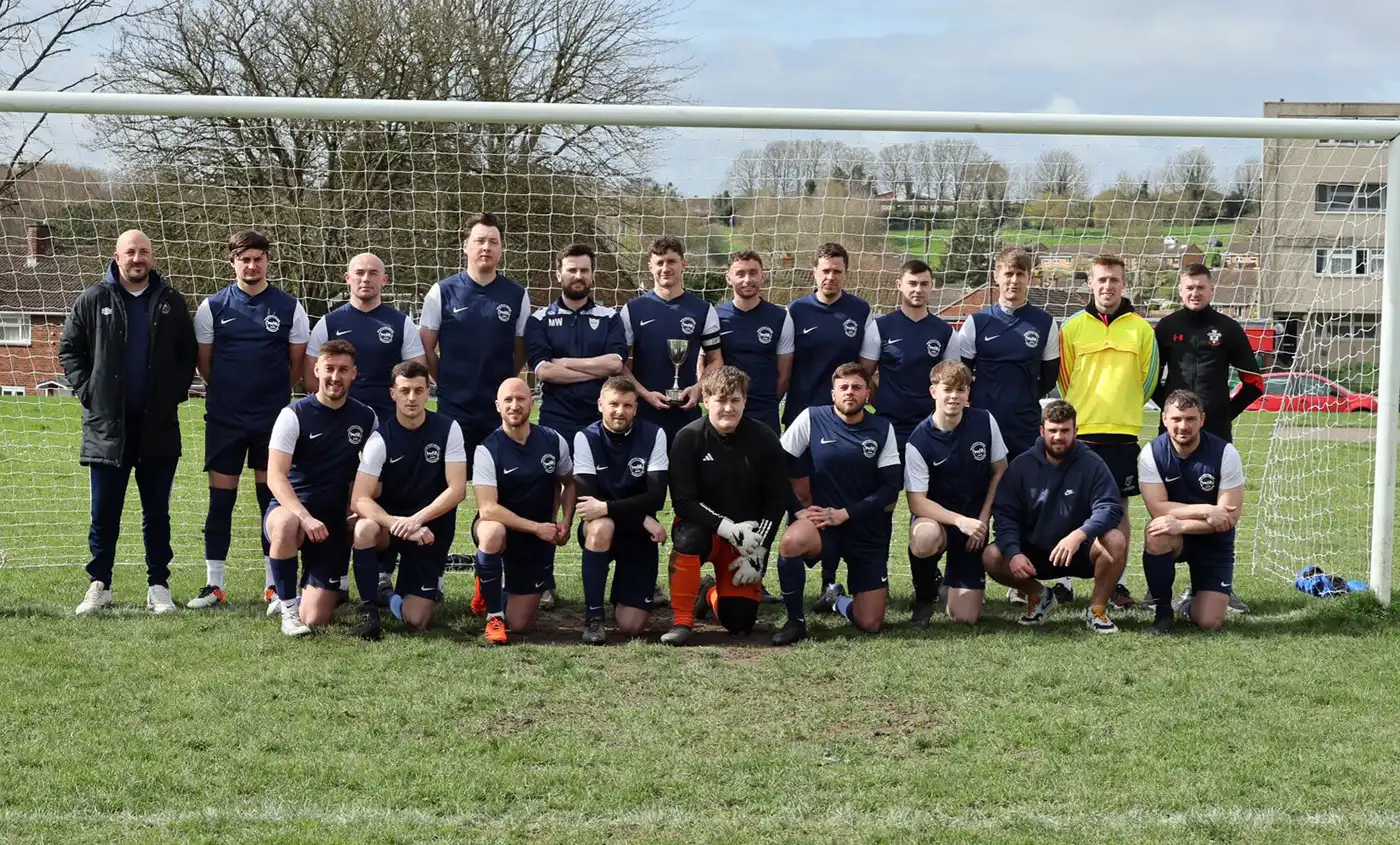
[0,97,1392,598]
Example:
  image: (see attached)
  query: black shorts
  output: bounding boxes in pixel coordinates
[812,524,891,594]
[264,499,350,589]
[576,523,660,611]
[205,422,271,475]
[1023,543,1096,580]
[472,514,556,596]
[941,526,987,591]
[393,517,456,600]
[1177,536,1235,595]
[1082,439,1139,498]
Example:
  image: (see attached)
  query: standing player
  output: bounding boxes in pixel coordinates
[1151,263,1261,613]
[784,242,880,426]
[190,230,310,609]
[471,378,575,645]
[61,231,197,614]
[1139,390,1245,634]
[873,259,959,450]
[904,361,1008,626]
[304,253,425,423]
[573,377,669,644]
[348,361,467,639]
[526,243,628,446]
[664,366,789,646]
[263,340,377,636]
[715,250,794,434]
[983,400,1128,633]
[1054,253,1158,608]
[619,236,724,445]
[773,363,902,644]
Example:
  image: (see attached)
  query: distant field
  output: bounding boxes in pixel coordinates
[887,222,1246,260]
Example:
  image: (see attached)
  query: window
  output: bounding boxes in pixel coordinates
[0,386,24,397]
[0,313,31,345]
[1265,376,1289,396]
[1317,314,1380,340]
[1315,183,1386,212]
[1315,247,1384,276]
[1290,376,1333,397]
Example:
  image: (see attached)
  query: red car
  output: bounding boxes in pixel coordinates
[1245,372,1379,413]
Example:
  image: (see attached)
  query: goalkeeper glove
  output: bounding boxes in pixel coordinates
[729,550,768,585]
[717,518,760,550]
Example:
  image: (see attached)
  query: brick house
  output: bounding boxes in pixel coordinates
[0,223,98,394]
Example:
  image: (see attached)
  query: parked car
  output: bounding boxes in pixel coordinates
[1245,372,1378,413]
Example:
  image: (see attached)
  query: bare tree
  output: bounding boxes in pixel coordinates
[1230,157,1262,204]
[1161,147,1217,201]
[726,148,764,196]
[0,0,147,210]
[1028,148,1090,199]
[877,143,917,201]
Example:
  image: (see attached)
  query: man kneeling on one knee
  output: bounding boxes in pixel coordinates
[982,399,1128,634]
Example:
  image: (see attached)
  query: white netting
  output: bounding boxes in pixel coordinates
[0,104,1388,588]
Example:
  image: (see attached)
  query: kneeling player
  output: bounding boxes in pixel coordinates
[348,361,467,638]
[1139,390,1244,634]
[471,378,575,645]
[905,361,1008,626]
[774,363,902,644]
[664,365,788,646]
[263,339,378,636]
[982,400,1127,633]
[573,377,669,644]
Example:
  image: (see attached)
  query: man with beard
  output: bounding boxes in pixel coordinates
[263,340,378,636]
[715,250,794,434]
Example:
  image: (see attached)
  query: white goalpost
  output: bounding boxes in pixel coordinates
[0,91,1394,605]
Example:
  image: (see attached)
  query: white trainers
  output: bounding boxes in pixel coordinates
[146,585,178,614]
[266,596,284,617]
[280,602,311,637]
[76,581,112,615]
[186,585,228,609]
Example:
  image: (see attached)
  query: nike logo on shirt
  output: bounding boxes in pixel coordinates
[720,330,734,336]
[452,306,469,313]
[932,458,949,466]
[309,432,324,439]
[596,465,609,470]
[885,338,901,345]
[983,334,1001,341]
[639,319,656,326]
[820,438,837,445]
[802,327,819,334]
[503,467,518,474]
[335,329,353,336]
[220,317,236,324]
[389,456,404,464]
[1164,475,1181,482]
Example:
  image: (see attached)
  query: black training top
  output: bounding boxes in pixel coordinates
[668,415,789,546]
[1152,305,1264,443]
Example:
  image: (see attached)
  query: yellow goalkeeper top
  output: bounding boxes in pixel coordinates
[1057,301,1159,437]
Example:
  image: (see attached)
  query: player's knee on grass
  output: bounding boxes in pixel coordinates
[908,518,946,558]
[779,519,821,559]
[401,595,434,630]
[614,605,649,636]
[946,589,983,624]
[1143,531,1181,557]
[584,518,615,552]
[851,591,886,633]
[476,520,507,554]
[715,596,759,635]
[299,587,338,626]
[506,594,539,633]
[671,520,711,557]
[352,517,381,550]
[1191,590,1228,631]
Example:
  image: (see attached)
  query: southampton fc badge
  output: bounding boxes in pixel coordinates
[1207,328,1222,346]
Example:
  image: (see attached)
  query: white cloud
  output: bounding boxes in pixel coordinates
[1041,96,1082,115]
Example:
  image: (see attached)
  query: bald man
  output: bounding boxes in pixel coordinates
[60,231,197,615]
[470,378,575,645]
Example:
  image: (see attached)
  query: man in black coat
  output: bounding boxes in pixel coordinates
[59,230,197,614]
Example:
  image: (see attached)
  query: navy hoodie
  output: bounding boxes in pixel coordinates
[992,437,1124,558]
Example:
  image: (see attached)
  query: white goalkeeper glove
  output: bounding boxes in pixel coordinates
[738,518,774,559]
[728,550,768,585]
[717,518,761,551]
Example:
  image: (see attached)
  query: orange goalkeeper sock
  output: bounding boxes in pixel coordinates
[670,554,702,627]
[706,584,720,619]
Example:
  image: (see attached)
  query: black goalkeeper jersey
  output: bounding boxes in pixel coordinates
[668,415,789,547]
[1152,305,1264,443]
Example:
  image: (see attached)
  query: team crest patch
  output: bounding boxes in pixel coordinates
[100,306,113,316]
[540,453,557,474]
[927,338,943,358]
[1199,472,1217,492]
[160,302,171,315]
[628,457,647,477]
[861,438,878,458]
[264,313,282,333]
[971,441,987,461]
[377,325,395,344]
[589,317,600,331]
[1023,330,1040,349]
[496,303,513,322]
[424,443,441,463]
[679,316,697,335]
[347,425,364,445]
[1207,328,1222,346]
[757,326,773,345]
[843,318,858,338]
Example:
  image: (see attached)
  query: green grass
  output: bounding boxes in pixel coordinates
[1,397,1397,844]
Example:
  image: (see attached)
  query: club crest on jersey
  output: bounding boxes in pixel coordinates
[971,441,987,461]
[679,316,697,335]
[1207,328,1222,346]
[496,303,513,322]
[160,301,171,315]
[628,457,647,477]
[347,425,364,445]
[377,325,395,344]
[1023,329,1040,349]
[540,453,557,474]
[757,326,774,345]
[1199,472,1217,492]
[264,313,282,333]
[927,338,943,358]
[861,438,878,458]
[843,318,858,338]
[424,443,442,463]
[589,317,600,330]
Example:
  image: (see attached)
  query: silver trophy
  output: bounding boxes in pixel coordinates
[665,339,690,406]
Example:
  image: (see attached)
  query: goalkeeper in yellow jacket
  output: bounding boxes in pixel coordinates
[1055,253,1159,607]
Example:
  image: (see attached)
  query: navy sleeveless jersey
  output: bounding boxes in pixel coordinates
[272,395,377,507]
[905,408,997,516]
[620,290,721,431]
[205,284,303,431]
[473,424,572,524]
[874,310,956,431]
[371,411,459,515]
[573,419,666,509]
[785,291,876,425]
[964,303,1056,456]
[431,272,528,427]
[317,303,416,419]
[1149,431,1235,544]
[781,406,900,546]
[716,299,790,426]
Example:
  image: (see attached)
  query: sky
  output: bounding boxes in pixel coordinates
[11,0,1400,197]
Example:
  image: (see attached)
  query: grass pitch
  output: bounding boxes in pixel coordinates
[1,397,1397,844]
